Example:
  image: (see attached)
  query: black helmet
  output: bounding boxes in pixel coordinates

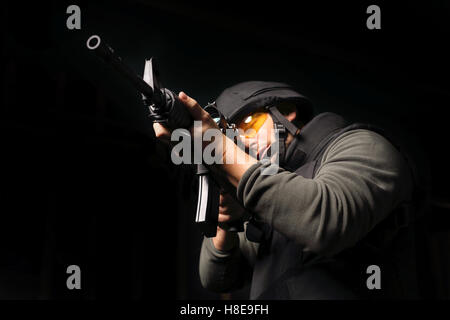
[215,81,314,124]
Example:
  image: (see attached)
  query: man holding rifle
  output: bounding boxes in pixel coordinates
[154,81,421,299]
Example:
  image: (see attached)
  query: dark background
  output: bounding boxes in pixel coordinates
[1,0,449,300]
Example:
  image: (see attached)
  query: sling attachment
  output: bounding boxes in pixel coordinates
[267,106,301,166]
[268,106,301,136]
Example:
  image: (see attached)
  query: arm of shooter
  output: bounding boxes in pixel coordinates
[199,223,259,293]
[235,129,413,257]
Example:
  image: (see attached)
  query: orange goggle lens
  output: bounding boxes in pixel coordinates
[237,112,268,138]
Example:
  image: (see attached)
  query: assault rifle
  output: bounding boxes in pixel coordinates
[86,35,242,237]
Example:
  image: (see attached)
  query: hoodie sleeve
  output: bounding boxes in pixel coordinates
[198,222,259,293]
[236,129,413,257]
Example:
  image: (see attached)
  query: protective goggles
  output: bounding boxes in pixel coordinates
[236,109,269,138]
[204,102,270,138]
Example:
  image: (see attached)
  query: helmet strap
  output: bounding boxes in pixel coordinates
[268,106,300,166]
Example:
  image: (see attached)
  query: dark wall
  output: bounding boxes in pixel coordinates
[1,0,449,299]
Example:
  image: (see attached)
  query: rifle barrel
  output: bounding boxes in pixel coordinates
[86,35,160,104]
